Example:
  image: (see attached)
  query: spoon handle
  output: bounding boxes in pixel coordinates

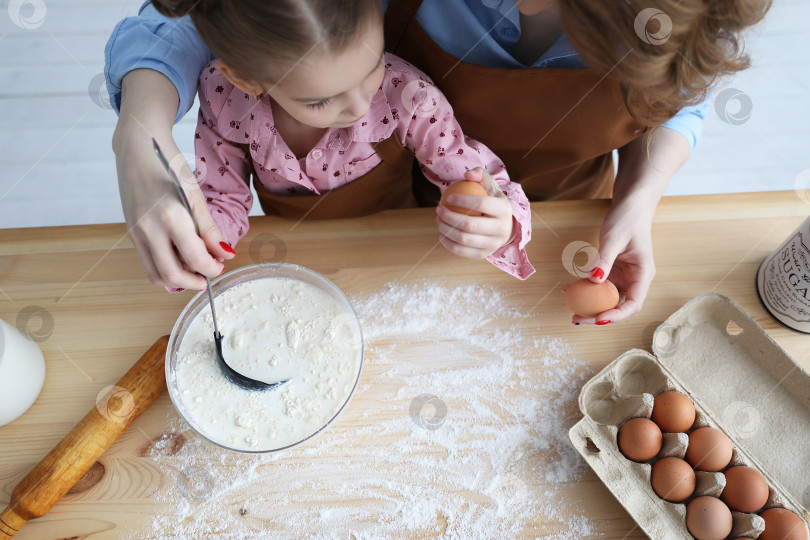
[205,277,219,336]
[151,139,200,235]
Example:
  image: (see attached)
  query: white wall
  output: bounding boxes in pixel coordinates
[0,0,807,229]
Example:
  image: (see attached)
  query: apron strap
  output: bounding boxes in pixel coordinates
[384,0,424,53]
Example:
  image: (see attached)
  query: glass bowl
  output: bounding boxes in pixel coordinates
[166,263,363,453]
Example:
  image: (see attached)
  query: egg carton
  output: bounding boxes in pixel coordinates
[569,293,810,539]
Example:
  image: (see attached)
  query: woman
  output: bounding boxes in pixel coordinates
[106,0,770,323]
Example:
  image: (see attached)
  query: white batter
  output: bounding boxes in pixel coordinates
[172,277,362,451]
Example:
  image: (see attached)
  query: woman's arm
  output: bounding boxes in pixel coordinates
[577,127,690,324]
[105,2,211,122]
[112,69,234,291]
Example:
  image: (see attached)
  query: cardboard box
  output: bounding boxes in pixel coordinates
[569,293,810,539]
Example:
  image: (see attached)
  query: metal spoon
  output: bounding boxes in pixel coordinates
[152,139,289,392]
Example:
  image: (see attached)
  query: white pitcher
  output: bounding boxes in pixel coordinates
[0,317,46,426]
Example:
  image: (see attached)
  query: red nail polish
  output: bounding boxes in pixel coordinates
[596,320,611,325]
[220,241,236,255]
[219,267,225,275]
[591,267,605,280]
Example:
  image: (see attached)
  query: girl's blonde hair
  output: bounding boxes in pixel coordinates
[152,0,382,82]
[559,0,771,126]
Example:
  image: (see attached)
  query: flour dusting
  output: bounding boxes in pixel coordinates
[132,282,596,539]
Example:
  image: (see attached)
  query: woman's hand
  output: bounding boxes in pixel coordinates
[435,168,515,259]
[571,127,690,325]
[113,69,235,290]
[571,203,656,325]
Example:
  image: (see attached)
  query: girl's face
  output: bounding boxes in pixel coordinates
[262,22,386,129]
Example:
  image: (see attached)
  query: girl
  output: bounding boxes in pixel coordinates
[151,0,534,280]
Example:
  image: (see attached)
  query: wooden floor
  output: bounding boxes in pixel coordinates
[0,0,808,229]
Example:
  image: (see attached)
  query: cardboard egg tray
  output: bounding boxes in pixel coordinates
[569,293,810,539]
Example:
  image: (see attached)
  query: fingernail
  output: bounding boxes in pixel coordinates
[220,241,236,255]
[596,320,611,325]
[591,267,605,280]
[219,267,225,275]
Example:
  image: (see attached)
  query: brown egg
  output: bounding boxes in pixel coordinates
[564,278,620,318]
[439,181,488,216]
[685,427,733,471]
[760,508,809,540]
[686,496,733,540]
[650,457,695,502]
[617,417,662,462]
[651,391,696,433]
[721,466,769,513]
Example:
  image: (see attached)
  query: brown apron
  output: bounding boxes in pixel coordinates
[254,132,417,220]
[385,0,648,201]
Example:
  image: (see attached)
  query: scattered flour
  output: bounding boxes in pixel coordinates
[132,282,597,539]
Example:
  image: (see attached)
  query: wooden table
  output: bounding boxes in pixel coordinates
[1,192,807,539]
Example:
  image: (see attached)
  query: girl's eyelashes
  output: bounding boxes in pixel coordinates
[303,53,382,111]
[303,54,383,111]
[307,98,332,110]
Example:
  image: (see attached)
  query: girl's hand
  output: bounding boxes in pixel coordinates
[113,70,235,291]
[435,168,515,259]
[570,202,656,325]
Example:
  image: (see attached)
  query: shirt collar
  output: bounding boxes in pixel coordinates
[334,86,395,149]
[469,0,520,22]
[535,34,583,68]
[477,0,585,68]
[500,0,521,27]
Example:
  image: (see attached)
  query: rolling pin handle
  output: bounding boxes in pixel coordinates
[0,506,25,539]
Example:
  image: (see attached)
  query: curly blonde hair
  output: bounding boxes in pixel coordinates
[559,0,771,126]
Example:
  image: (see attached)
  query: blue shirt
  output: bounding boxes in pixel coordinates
[105,0,706,148]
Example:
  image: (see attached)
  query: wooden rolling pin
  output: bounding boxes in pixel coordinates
[0,335,169,539]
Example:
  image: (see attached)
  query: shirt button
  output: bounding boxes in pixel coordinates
[310,149,323,160]
[503,27,518,39]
